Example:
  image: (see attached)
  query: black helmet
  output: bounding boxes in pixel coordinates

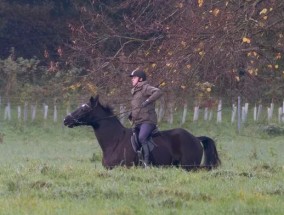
[129,70,146,81]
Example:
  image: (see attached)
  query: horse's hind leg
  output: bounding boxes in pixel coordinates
[181,160,199,171]
[180,148,203,171]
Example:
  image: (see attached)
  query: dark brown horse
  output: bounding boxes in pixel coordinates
[63,96,221,170]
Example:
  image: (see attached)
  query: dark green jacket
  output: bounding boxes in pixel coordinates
[130,81,163,125]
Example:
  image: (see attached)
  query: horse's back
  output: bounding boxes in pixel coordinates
[159,127,201,146]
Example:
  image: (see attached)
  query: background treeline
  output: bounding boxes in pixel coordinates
[0,0,284,108]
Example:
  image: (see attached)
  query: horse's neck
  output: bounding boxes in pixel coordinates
[92,118,127,151]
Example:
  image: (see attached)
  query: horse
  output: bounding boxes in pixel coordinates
[63,95,221,170]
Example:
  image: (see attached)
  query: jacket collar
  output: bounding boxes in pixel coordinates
[131,81,147,95]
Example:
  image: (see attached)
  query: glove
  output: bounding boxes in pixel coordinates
[141,99,150,107]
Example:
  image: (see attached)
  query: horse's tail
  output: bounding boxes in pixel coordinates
[198,136,221,170]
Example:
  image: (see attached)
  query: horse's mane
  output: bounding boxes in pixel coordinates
[99,102,126,128]
[101,104,115,115]
[95,96,125,123]
[98,100,116,116]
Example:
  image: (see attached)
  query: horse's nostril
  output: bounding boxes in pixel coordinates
[63,118,70,126]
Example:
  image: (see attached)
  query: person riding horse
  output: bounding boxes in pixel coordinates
[128,70,163,167]
[64,95,221,170]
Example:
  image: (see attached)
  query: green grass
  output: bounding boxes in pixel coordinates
[0,120,284,215]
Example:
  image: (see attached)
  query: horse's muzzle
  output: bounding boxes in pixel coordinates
[63,116,75,128]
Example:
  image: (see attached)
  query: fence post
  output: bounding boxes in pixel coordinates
[168,102,174,125]
[237,96,241,133]
[53,105,58,122]
[267,107,271,122]
[17,106,21,120]
[193,106,199,122]
[157,100,165,123]
[282,100,284,123]
[209,109,213,121]
[181,103,188,125]
[267,103,274,122]
[253,105,257,121]
[43,103,48,120]
[204,107,208,121]
[231,103,237,123]
[24,102,28,122]
[217,99,222,123]
[278,107,282,123]
[66,102,70,116]
[245,103,249,121]
[241,103,249,122]
[257,104,262,121]
[31,104,37,121]
[4,102,11,121]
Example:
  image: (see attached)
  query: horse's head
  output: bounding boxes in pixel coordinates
[63,96,100,128]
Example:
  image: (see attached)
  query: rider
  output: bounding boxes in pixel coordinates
[129,70,163,167]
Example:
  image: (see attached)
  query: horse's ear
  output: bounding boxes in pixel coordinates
[90,95,99,106]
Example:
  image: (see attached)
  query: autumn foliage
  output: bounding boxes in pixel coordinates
[63,0,283,103]
[0,0,284,104]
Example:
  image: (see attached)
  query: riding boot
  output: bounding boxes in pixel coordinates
[142,144,150,167]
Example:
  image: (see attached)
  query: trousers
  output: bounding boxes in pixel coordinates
[135,123,156,146]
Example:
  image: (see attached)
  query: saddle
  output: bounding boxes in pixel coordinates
[130,127,159,154]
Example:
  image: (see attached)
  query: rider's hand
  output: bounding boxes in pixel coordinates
[141,99,150,107]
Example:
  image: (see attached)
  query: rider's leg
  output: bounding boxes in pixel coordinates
[138,123,155,166]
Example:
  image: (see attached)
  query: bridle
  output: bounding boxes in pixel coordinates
[67,103,95,125]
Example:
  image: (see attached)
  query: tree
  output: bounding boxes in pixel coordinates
[1,0,283,104]
[0,0,75,61]
[66,0,284,103]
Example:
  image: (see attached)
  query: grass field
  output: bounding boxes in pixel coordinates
[0,120,284,215]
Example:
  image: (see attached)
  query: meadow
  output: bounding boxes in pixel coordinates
[0,118,283,215]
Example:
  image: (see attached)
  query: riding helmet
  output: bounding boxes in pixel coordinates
[129,70,146,81]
